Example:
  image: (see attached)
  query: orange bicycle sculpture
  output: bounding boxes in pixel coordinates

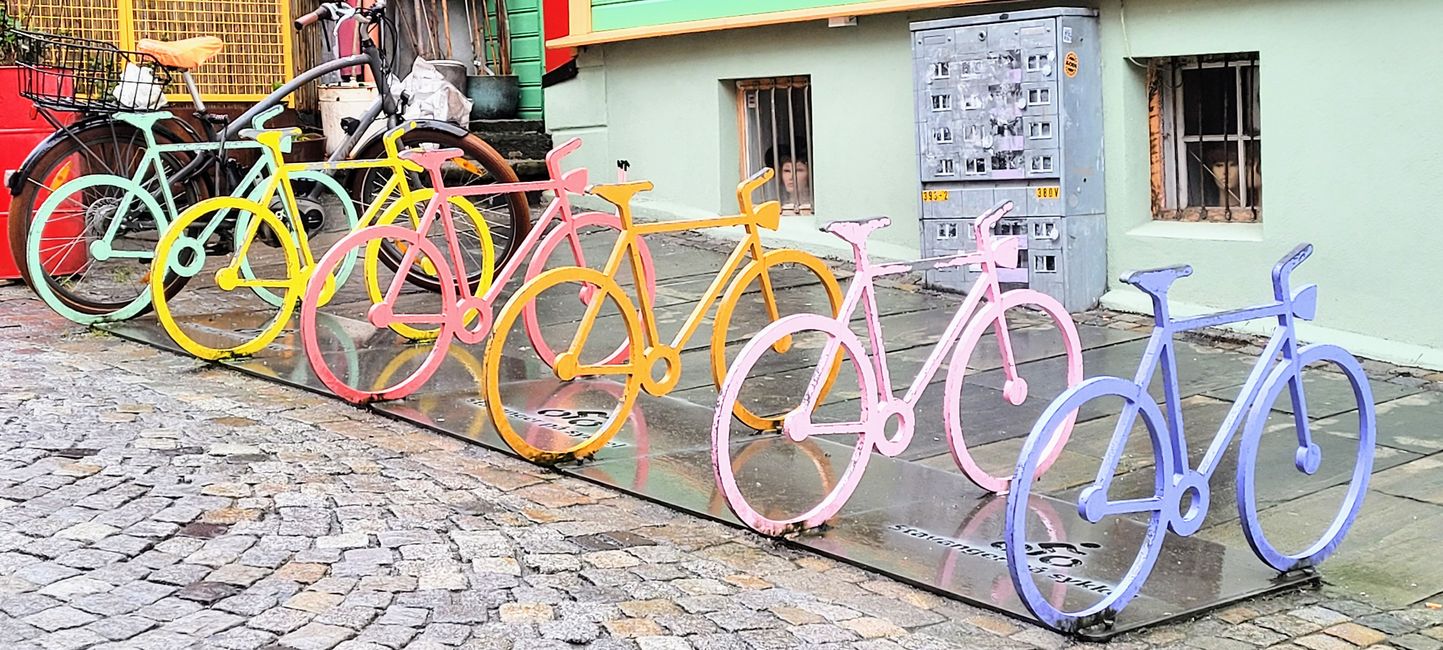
[483,169,843,464]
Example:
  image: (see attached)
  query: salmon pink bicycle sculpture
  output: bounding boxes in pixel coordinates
[713,201,1083,536]
[1004,244,1375,634]
[299,138,657,403]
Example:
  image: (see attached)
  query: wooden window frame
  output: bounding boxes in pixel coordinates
[1148,53,1262,223]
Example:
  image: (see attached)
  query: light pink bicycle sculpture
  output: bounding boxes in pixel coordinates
[300,139,656,403]
[712,201,1083,535]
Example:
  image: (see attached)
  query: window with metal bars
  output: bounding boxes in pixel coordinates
[1149,53,1262,223]
[738,76,813,216]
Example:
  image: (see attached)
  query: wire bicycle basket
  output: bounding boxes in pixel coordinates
[11,28,173,113]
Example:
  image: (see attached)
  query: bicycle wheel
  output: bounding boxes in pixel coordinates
[713,314,877,536]
[301,225,458,404]
[522,211,656,367]
[150,198,300,360]
[349,126,529,280]
[944,288,1083,493]
[9,119,206,298]
[237,170,359,307]
[712,249,844,429]
[14,126,208,321]
[1006,377,1173,633]
[1237,343,1375,572]
[361,189,494,340]
[24,175,166,324]
[484,267,644,464]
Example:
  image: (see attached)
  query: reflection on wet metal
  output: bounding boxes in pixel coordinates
[99,308,1318,640]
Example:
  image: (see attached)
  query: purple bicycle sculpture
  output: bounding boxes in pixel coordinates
[1004,243,1376,633]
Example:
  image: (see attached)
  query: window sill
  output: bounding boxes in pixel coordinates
[1126,219,1264,242]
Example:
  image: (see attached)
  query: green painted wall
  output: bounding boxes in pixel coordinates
[502,0,545,119]
[592,0,877,31]
[546,0,1443,365]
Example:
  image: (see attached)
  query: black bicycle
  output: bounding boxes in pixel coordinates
[4,0,529,316]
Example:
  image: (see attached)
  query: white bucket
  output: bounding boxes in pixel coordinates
[318,83,385,156]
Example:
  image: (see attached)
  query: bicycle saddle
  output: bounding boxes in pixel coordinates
[822,217,891,246]
[1121,265,1193,296]
[136,37,225,70]
[590,181,654,208]
[398,148,465,170]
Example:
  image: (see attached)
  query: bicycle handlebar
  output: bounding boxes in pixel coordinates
[250,104,286,130]
[294,7,326,29]
[1271,243,1312,291]
[971,200,1013,245]
[545,137,583,176]
[736,168,782,230]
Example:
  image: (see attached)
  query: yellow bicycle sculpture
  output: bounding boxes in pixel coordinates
[148,123,498,361]
[483,169,844,464]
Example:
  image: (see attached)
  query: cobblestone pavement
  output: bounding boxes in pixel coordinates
[4,250,1443,649]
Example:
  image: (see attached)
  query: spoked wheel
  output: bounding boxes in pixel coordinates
[238,171,360,307]
[23,175,184,323]
[711,249,844,430]
[712,314,877,536]
[484,267,644,464]
[1005,377,1173,633]
[349,126,528,277]
[944,289,1084,493]
[1237,344,1375,572]
[522,211,656,367]
[149,198,300,361]
[300,225,459,404]
[9,119,208,321]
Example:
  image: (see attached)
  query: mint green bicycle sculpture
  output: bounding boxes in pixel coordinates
[23,106,362,326]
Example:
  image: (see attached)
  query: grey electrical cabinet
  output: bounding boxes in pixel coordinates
[911,8,1105,311]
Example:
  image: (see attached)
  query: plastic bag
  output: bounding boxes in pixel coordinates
[399,57,471,125]
[112,63,169,110]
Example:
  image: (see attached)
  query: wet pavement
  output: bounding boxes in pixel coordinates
[3,220,1443,648]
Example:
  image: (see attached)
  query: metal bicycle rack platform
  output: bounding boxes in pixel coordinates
[99,275,1325,641]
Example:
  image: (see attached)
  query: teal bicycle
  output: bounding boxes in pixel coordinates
[22,106,364,326]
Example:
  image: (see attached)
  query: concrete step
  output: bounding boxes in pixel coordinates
[483,131,553,162]
[469,119,546,134]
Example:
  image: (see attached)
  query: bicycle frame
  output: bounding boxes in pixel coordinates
[375,139,591,336]
[810,208,1025,417]
[87,109,421,269]
[1087,245,1319,520]
[568,171,785,378]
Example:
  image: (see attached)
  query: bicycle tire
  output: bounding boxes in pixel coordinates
[301,225,458,403]
[944,289,1083,493]
[711,249,844,431]
[9,118,210,316]
[1237,344,1375,572]
[1006,376,1173,632]
[522,211,657,368]
[712,313,877,536]
[349,127,529,288]
[484,266,645,464]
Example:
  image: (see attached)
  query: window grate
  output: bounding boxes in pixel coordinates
[738,76,814,216]
[1149,53,1262,222]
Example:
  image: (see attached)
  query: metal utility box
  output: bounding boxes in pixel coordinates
[911,8,1105,311]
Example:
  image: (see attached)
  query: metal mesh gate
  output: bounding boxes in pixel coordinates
[15,0,293,102]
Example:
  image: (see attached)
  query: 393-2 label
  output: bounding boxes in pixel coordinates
[922,190,950,202]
